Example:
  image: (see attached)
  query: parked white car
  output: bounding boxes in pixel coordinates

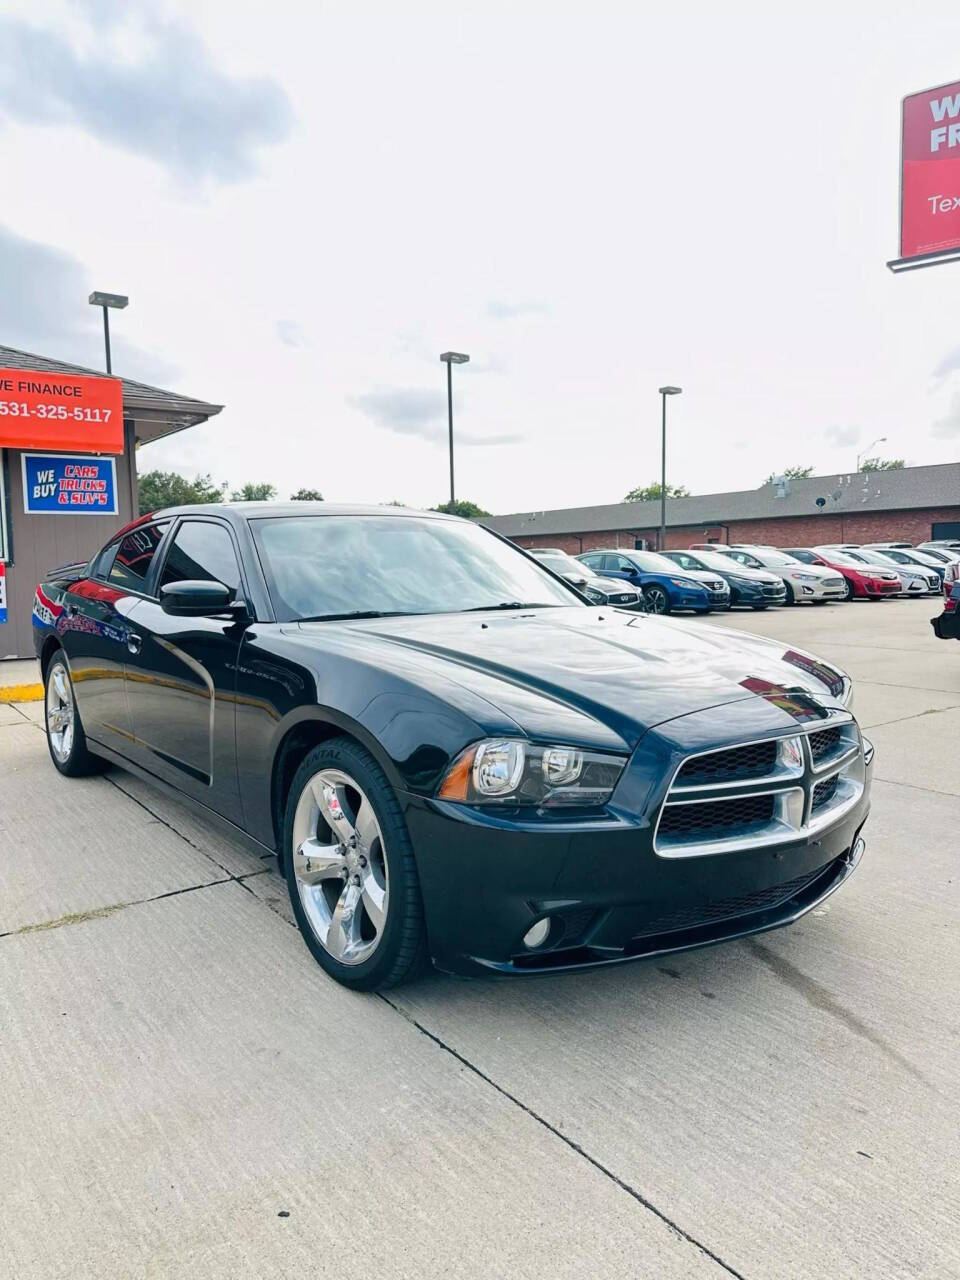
[843,549,941,596]
[860,545,945,593]
[718,546,846,604]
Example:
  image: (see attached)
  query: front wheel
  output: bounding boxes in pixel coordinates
[644,584,670,614]
[751,603,769,611]
[783,581,796,605]
[44,653,105,777]
[283,738,428,991]
[842,578,855,601]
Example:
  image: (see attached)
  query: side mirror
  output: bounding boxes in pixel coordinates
[160,579,240,617]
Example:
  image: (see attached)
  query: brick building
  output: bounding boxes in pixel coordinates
[482,463,960,554]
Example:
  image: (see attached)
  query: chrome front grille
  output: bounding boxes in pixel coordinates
[654,717,865,858]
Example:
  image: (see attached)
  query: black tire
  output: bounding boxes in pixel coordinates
[43,652,106,777]
[842,578,855,601]
[783,581,796,605]
[751,604,769,611]
[283,737,428,991]
[645,584,670,615]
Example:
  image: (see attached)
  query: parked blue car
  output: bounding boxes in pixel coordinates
[578,549,713,614]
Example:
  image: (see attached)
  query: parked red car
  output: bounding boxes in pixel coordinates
[779,548,902,601]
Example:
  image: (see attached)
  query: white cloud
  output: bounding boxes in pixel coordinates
[824,424,860,448]
[932,392,960,439]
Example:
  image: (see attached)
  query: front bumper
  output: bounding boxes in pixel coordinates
[402,757,871,977]
[730,582,786,607]
[932,609,960,640]
[790,578,846,601]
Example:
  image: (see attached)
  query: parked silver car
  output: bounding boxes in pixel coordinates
[719,546,846,604]
[527,548,644,608]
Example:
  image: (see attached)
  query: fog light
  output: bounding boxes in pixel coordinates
[522,918,551,949]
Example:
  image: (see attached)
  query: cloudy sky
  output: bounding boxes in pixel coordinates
[2,0,960,514]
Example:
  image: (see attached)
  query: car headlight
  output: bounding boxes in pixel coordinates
[670,578,699,589]
[438,739,627,807]
[790,572,818,581]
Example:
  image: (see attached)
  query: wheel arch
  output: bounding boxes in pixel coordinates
[39,634,65,681]
[269,709,405,866]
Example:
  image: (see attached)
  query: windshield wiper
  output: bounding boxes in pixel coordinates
[298,610,417,623]
[463,601,559,612]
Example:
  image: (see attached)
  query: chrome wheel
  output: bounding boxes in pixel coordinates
[46,661,75,764]
[291,768,389,966]
[646,585,669,614]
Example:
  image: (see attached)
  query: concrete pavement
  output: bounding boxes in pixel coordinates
[1,598,958,1278]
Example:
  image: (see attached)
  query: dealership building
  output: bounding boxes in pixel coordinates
[0,344,221,661]
[483,462,960,555]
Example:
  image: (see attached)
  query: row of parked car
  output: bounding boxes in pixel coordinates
[529,540,960,615]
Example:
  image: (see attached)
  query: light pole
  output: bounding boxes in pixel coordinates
[88,291,129,375]
[658,385,682,550]
[440,351,469,508]
[856,436,886,472]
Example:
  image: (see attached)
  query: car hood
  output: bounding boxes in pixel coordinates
[681,569,729,589]
[295,608,849,752]
[589,575,640,594]
[719,565,784,585]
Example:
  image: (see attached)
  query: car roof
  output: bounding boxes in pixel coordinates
[114,502,459,538]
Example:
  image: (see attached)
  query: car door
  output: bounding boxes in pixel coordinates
[122,517,247,818]
[61,521,171,754]
[604,554,640,583]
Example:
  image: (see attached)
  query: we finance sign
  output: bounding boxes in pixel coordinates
[896,80,960,266]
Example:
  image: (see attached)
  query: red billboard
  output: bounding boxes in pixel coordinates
[0,367,123,453]
[899,79,960,262]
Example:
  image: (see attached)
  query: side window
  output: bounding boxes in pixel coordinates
[791,550,814,564]
[158,521,242,597]
[615,555,637,572]
[108,522,171,592]
[731,552,758,567]
[91,542,119,580]
[672,553,694,569]
[581,554,602,570]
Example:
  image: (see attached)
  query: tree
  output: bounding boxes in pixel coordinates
[290,487,324,500]
[231,482,277,502]
[137,470,225,515]
[762,465,813,486]
[859,457,905,472]
[432,499,491,518]
[623,481,690,503]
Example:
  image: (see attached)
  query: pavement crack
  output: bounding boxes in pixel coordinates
[0,877,234,940]
[861,704,960,731]
[378,993,749,1280]
[744,940,936,1091]
[104,774,262,883]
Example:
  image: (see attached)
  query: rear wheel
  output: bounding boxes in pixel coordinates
[644,584,670,614]
[44,653,105,777]
[283,738,428,991]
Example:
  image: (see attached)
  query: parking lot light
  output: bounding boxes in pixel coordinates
[658,385,683,551]
[88,291,129,376]
[440,352,470,507]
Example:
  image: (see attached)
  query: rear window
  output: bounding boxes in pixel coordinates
[107,522,170,593]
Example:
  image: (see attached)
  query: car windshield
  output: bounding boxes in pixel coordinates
[534,551,588,576]
[251,514,580,621]
[753,549,802,567]
[626,551,687,574]
[691,550,739,572]
[817,550,860,567]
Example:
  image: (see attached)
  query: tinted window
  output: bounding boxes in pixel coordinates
[580,554,604,570]
[730,552,762,568]
[664,552,697,570]
[252,515,578,622]
[789,550,817,564]
[108,522,170,592]
[91,542,119,580]
[159,521,241,596]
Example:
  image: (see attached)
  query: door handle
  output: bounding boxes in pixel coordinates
[126,633,142,655]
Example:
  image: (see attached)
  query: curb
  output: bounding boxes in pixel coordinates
[0,684,44,704]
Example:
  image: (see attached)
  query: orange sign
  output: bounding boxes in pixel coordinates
[0,367,123,453]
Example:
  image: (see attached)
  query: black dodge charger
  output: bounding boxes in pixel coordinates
[33,504,872,990]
